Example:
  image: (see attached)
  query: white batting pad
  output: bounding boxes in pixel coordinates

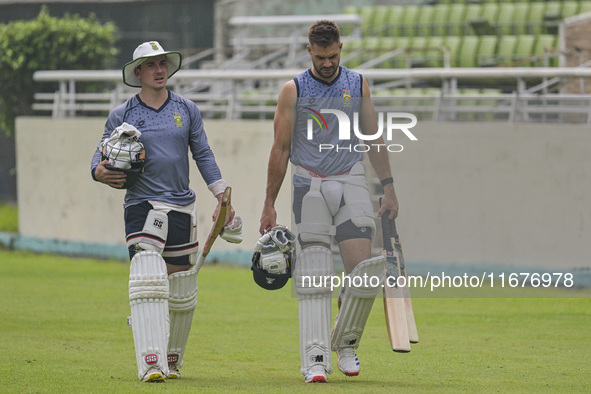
[294,246,335,376]
[331,256,385,351]
[129,251,170,380]
[167,267,198,370]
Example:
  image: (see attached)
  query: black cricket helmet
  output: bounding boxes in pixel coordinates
[251,249,295,290]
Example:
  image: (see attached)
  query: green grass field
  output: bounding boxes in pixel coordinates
[1,249,590,393]
[0,203,18,232]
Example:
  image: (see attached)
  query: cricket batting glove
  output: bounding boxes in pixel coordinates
[219,215,243,244]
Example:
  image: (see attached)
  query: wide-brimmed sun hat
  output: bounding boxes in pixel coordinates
[122,41,182,88]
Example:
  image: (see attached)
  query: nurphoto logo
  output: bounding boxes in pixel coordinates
[305,109,418,153]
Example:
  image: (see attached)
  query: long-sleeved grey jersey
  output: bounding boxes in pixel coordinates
[91,91,222,208]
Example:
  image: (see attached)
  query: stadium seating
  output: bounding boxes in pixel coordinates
[342,33,559,70]
[348,1,589,39]
[339,0,591,70]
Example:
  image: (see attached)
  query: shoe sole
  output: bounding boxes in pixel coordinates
[143,373,165,383]
[338,366,359,377]
[306,376,327,383]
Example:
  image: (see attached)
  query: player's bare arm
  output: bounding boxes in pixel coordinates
[359,77,399,219]
[259,80,295,234]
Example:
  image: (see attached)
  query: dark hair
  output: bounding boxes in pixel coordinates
[308,20,341,47]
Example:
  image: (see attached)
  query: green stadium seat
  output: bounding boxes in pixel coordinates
[526,2,546,35]
[477,35,498,67]
[532,34,558,67]
[400,5,421,37]
[363,37,382,64]
[372,6,392,37]
[387,6,406,37]
[543,2,562,34]
[561,2,580,19]
[543,2,561,18]
[495,3,516,35]
[393,36,412,49]
[479,3,500,25]
[408,36,429,67]
[458,36,479,67]
[378,37,398,68]
[512,3,530,35]
[463,4,483,35]
[359,7,377,36]
[415,5,436,37]
[342,39,364,69]
[432,4,452,37]
[342,6,360,36]
[513,35,536,66]
[446,4,467,36]
[425,36,446,67]
[389,36,412,68]
[495,35,518,65]
[578,2,591,15]
[343,5,358,15]
[443,35,462,67]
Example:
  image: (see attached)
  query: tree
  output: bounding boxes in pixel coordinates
[0,7,118,134]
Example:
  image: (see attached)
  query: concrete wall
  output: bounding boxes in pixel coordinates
[15,117,591,270]
[15,117,291,259]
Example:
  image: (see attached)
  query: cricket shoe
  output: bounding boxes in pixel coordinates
[305,365,327,383]
[167,365,180,379]
[141,366,166,382]
[336,347,359,376]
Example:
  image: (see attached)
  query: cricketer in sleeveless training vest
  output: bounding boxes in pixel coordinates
[291,66,364,187]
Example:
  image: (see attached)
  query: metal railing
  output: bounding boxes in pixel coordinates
[32,67,591,123]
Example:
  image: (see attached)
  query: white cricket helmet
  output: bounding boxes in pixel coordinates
[101,122,145,189]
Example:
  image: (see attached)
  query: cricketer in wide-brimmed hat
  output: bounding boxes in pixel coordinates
[122,41,182,88]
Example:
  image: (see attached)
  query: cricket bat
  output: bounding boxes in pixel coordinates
[195,186,232,272]
[389,216,419,344]
[380,200,411,353]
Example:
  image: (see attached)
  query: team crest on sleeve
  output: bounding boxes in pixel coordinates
[173,112,183,127]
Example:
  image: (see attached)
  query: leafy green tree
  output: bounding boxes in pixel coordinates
[0,7,118,134]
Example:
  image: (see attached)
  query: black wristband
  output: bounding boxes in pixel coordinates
[380,177,394,187]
